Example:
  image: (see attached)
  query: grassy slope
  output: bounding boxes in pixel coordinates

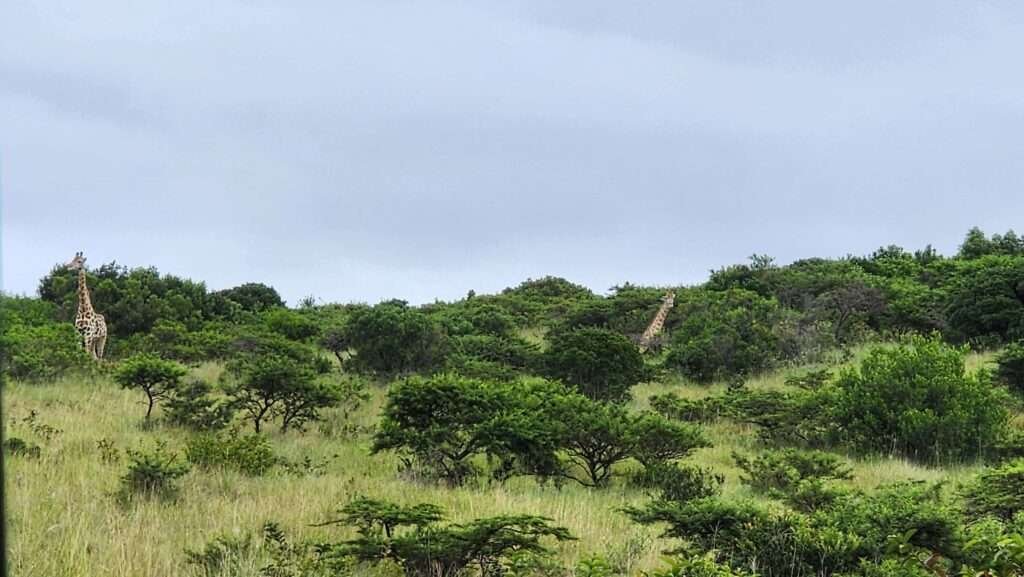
[4,351,999,576]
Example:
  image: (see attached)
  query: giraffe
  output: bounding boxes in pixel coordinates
[65,252,108,360]
[638,291,675,353]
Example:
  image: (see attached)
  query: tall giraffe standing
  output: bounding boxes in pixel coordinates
[65,252,108,360]
[638,292,675,353]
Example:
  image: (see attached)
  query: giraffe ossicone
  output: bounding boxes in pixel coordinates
[65,251,108,360]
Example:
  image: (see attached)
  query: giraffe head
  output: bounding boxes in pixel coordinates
[65,251,87,271]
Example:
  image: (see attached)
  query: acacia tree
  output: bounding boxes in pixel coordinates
[318,497,574,577]
[113,354,187,419]
[811,280,886,342]
[224,354,338,433]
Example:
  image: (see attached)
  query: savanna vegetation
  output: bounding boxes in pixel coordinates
[3,227,1024,576]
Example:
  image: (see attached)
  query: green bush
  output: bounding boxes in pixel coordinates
[119,442,190,501]
[664,289,781,383]
[113,354,187,419]
[963,459,1024,522]
[733,448,852,498]
[542,327,647,402]
[224,353,340,433]
[830,335,1013,462]
[372,374,564,486]
[185,431,277,476]
[342,301,448,375]
[0,322,91,382]
[2,437,42,458]
[997,342,1024,396]
[318,497,574,577]
[631,462,723,504]
[164,379,236,431]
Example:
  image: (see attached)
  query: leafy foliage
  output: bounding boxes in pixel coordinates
[542,327,647,402]
[185,430,278,476]
[223,352,339,433]
[119,441,190,501]
[830,335,1012,462]
[962,459,1024,522]
[113,354,187,419]
[343,301,448,375]
[318,497,574,577]
[164,378,237,431]
[997,341,1024,396]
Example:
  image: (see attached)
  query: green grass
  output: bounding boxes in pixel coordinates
[2,349,1003,576]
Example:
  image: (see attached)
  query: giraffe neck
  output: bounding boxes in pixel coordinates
[77,268,95,317]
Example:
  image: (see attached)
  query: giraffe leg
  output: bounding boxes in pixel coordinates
[95,335,107,360]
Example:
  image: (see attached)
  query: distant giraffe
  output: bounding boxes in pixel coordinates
[638,292,675,353]
[65,252,108,360]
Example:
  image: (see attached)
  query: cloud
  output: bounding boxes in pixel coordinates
[3,1,1023,304]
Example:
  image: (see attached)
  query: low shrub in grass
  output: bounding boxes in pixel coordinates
[317,497,574,577]
[732,448,852,497]
[962,459,1024,521]
[830,334,1013,462]
[997,341,1024,396]
[164,379,237,431]
[185,431,277,476]
[113,354,187,420]
[119,441,190,501]
[2,437,41,458]
[631,461,723,504]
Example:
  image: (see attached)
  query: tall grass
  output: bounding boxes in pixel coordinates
[3,351,1000,575]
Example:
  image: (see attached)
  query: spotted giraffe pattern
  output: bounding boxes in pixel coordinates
[67,252,108,360]
[638,292,674,353]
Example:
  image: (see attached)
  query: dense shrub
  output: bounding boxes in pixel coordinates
[2,437,42,458]
[962,459,1024,521]
[732,448,852,497]
[542,327,647,402]
[664,289,781,382]
[113,354,187,419]
[119,442,190,501]
[318,497,574,577]
[997,342,1024,396]
[262,308,319,341]
[0,322,92,381]
[631,462,723,504]
[185,431,277,476]
[343,301,448,375]
[164,379,236,431]
[830,335,1012,462]
[944,255,1024,344]
[372,374,563,485]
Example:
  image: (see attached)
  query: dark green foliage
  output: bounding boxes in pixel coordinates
[343,301,448,375]
[0,295,91,380]
[649,393,728,423]
[830,335,1012,462]
[958,227,1024,259]
[664,289,781,382]
[447,334,540,382]
[944,255,1024,344]
[631,462,723,504]
[997,342,1024,396]
[261,521,343,577]
[809,280,886,342]
[372,374,563,485]
[164,379,236,431]
[113,354,187,419]
[2,437,42,458]
[627,482,963,577]
[542,327,647,402]
[185,431,277,476]
[211,282,284,314]
[629,412,711,468]
[732,448,852,497]
[224,353,339,433]
[318,497,574,577]
[962,459,1024,521]
[318,325,349,367]
[119,441,190,501]
[183,532,254,577]
[262,308,319,341]
[646,553,753,577]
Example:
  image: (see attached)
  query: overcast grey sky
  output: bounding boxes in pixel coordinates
[2,2,1023,305]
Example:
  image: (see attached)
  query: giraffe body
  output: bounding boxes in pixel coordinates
[638,292,674,353]
[66,252,108,360]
